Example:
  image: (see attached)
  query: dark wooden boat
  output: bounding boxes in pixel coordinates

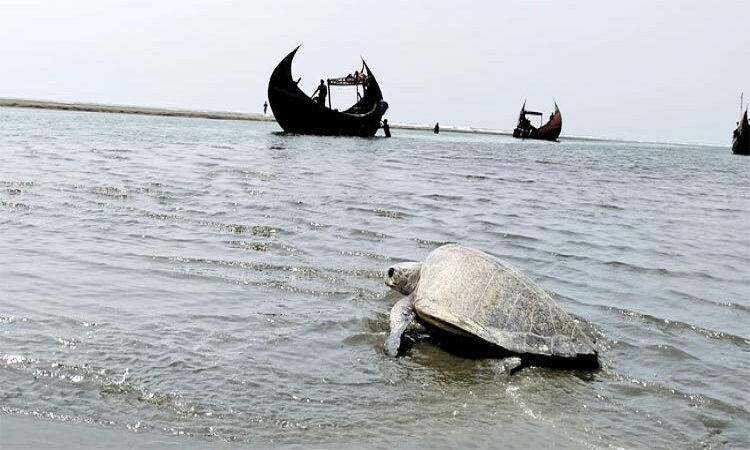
[732,108,749,155]
[267,45,388,137]
[512,101,562,141]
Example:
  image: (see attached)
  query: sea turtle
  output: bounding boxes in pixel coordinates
[384,244,598,370]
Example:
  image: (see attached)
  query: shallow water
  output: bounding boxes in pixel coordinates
[1,107,748,449]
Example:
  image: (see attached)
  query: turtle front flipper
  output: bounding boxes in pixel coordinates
[385,295,416,356]
[494,357,522,375]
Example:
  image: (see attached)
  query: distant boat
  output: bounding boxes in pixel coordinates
[732,108,749,155]
[267,45,388,137]
[512,101,562,141]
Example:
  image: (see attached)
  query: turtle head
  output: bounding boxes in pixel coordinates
[385,262,422,295]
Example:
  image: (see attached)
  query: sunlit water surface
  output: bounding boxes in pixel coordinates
[1,108,748,449]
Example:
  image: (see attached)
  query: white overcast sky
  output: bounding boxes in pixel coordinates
[1,0,748,144]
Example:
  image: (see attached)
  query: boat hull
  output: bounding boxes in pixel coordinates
[512,102,562,142]
[732,110,749,155]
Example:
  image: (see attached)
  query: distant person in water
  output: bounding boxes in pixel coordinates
[382,119,391,138]
[263,101,268,114]
[434,122,440,134]
[311,80,327,105]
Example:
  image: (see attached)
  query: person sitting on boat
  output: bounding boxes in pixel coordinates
[311,80,327,105]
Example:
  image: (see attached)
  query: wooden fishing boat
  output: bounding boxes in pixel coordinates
[512,101,562,141]
[732,109,749,155]
[267,45,388,137]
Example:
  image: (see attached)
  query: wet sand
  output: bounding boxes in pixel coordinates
[0,98,276,122]
[0,415,401,449]
[0,415,229,449]
[0,97,509,136]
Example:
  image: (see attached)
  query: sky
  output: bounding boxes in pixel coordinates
[1,0,748,145]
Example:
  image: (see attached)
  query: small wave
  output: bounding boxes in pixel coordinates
[495,231,542,243]
[226,240,270,252]
[237,169,275,180]
[92,186,128,199]
[1,180,34,188]
[643,344,700,361]
[3,354,37,365]
[373,209,406,219]
[582,202,625,211]
[2,406,113,426]
[142,210,181,221]
[251,280,346,297]
[602,369,749,417]
[214,223,279,237]
[0,315,29,324]
[159,255,318,276]
[349,228,389,240]
[56,337,80,349]
[668,288,750,314]
[603,260,719,281]
[0,201,31,210]
[421,194,464,201]
[609,307,749,346]
[412,238,454,248]
[335,267,385,280]
[498,177,535,184]
[339,250,392,262]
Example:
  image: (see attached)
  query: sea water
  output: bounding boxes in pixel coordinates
[1,107,748,449]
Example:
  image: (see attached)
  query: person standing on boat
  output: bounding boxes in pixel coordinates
[311,80,327,105]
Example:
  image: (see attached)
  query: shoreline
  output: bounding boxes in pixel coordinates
[0,97,276,122]
[0,97,715,146]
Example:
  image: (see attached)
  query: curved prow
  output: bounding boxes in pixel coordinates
[268,45,306,102]
[550,101,562,128]
[539,101,562,141]
[343,60,385,115]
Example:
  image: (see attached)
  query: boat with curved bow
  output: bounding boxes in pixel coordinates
[267,45,388,137]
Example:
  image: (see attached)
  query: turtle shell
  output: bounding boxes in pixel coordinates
[413,244,596,358]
